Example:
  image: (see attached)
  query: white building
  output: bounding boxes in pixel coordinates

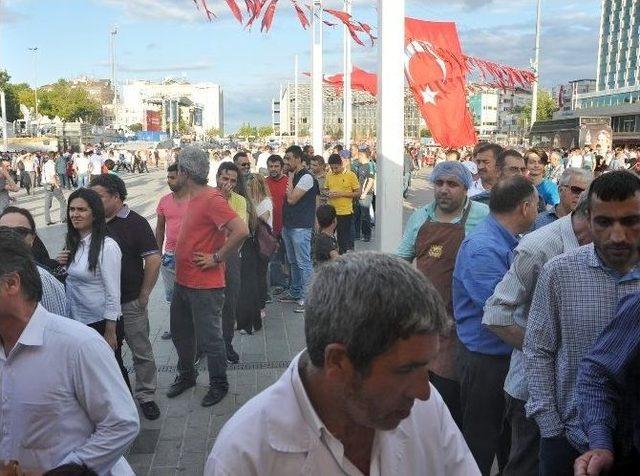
[116,78,224,136]
[468,89,499,139]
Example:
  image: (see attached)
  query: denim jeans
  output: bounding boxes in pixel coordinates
[281,226,313,300]
[44,186,67,224]
[170,284,227,388]
[78,172,89,188]
[160,253,176,303]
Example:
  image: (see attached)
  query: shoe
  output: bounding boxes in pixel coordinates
[265,296,273,304]
[294,300,305,313]
[226,344,240,364]
[166,376,196,398]
[201,386,228,407]
[363,237,371,242]
[140,401,160,420]
[161,331,172,340]
[278,293,299,303]
[46,221,57,226]
[239,329,250,335]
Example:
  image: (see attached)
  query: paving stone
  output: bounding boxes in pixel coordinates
[151,440,182,467]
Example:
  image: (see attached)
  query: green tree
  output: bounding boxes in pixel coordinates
[420,128,432,138]
[205,127,221,138]
[257,125,273,138]
[237,122,257,139]
[128,123,143,132]
[178,117,190,133]
[37,80,102,122]
[0,70,23,122]
[521,89,557,124]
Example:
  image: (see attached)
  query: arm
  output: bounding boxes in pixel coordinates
[395,209,424,262]
[155,213,166,252]
[59,337,140,474]
[2,168,19,192]
[218,216,250,261]
[576,294,640,452]
[484,246,542,350]
[461,247,512,310]
[102,240,122,349]
[138,253,161,306]
[523,266,564,438]
[287,173,312,205]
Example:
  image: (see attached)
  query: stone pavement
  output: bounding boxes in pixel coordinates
[21,166,433,475]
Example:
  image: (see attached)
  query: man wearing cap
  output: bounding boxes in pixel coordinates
[397,161,489,426]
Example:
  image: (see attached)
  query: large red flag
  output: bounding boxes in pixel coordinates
[405,18,477,147]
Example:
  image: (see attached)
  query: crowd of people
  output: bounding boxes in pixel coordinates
[2,138,640,475]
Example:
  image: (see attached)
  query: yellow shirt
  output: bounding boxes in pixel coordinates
[228,191,248,223]
[325,169,360,216]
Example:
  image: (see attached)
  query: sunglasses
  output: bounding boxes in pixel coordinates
[0,225,33,237]
[564,185,586,195]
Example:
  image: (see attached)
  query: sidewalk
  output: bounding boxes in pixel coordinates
[26,167,434,475]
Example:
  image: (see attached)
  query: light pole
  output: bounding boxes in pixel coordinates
[311,0,323,153]
[375,0,405,252]
[110,25,118,105]
[294,55,300,142]
[342,0,352,147]
[1,89,8,152]
[27,47,38,136]
[530,0,542,129]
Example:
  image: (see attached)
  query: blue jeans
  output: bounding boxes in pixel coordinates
[78,172,89,188]
[281,226,313,300]
[160,253,176,303]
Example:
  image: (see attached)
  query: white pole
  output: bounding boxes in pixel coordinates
[28,47,38,136]
[311,0,323,153]
[0,90,8,152]
[111,26,118,105]
[342,0,352,148]
[376,0,404,252]
[169,99,174,137]
[294,55,300,143]
[530,0,542,128]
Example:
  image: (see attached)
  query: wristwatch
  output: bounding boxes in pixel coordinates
[213,252,223,264]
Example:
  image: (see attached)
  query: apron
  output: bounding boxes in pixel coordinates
[415,202,471,379]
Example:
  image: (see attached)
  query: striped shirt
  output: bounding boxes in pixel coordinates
[482,215,580,400]
[38,266,67,317]
[524,244,640,450]
[576,292,640,454]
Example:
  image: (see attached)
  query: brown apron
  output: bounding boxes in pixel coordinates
[415,202,471,380]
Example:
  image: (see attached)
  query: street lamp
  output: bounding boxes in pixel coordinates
[27,47,38,136]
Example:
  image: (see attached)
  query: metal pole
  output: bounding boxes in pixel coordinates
[169,99,174,137]
[311,0,323,153]
[294,55,300,143]
[375,0,404,252]
[28,47,38,136]
[530,0,542,128]
[0,90,8,152]
[111,26,118,104]
[342,0,352,148]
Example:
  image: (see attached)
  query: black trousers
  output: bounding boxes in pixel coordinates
[457,343,511,476]
[336,214,353,254]
[539,436,580,476]
[222,251,241,346]
[429,371,462,429]
[503,394,539,476]
[88,319,131,391]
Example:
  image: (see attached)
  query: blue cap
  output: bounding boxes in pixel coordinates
[430,161,473,190]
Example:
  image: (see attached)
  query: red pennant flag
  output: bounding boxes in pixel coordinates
[291,0,309,29]
[261,0,278,31]
[225,0,243,23]
[405,18,477,147]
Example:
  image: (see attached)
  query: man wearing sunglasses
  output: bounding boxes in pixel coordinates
[534,168,592,230]
[233,151,253,178]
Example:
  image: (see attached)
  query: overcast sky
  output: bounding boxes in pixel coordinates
[1,0,601,132]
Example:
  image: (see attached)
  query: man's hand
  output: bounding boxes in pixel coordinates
[286,172,294,193]
[137,293,150,308]
[220,181,234,197]
[193,252,218,270]
[103,321,118,350]
[57,250,70,266]
[574,449,614,476]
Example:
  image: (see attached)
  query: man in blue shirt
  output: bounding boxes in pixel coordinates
[453,176,539,475]
[575,292,640,475]
[533,168,592,230]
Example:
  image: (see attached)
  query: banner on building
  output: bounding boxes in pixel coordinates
[146,110,162,132]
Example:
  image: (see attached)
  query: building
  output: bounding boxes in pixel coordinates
[467,87,532,143]
[69,76,115,105]
[274,82,422,140]
[468,89,499,139]
[552,79,597,116]
[115,78,224,137]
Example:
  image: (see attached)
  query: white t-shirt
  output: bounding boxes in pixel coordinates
[294,173,314,192]
[256,197,273,228]
[75,154,89,175]
[43,160,57,185]
[568,155,583,168]
[257,152,271,172]
[89,154,103,174]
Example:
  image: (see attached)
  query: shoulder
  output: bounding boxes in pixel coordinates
[468,200,489,216]
[103,236,122,253]
[542,244,591,275]
[44,310,107,346]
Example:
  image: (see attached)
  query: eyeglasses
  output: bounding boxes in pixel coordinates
[564,185,586,195]
[0,225,33,237]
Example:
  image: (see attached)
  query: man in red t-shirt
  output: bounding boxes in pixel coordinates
[168,147,249,408]
[265,154,289,292]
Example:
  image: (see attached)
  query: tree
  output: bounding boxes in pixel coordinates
[129,123,143,132]
[0,70,22,122]
[37,80,102,122]
[205,127,221,138]
[178,117,190,134]
[420,128,432,138]
[257,125,273,138]
[237,122,257,139]
[521,89,557,124]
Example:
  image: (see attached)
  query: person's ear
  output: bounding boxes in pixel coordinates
[323,343,355,383]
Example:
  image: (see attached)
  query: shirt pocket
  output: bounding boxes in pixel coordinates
[19,402,62,450]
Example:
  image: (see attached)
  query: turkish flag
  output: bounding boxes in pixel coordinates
[324,67,378,96]
[405,18,477,147]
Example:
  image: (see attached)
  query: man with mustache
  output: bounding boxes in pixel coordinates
[397,161,489,425]
[524,170,640,476]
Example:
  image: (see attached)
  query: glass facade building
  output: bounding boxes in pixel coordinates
[597,0,640,91]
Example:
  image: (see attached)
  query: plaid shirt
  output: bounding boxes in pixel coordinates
[482,215,580,401]
[524,244,640,451]
[38,266,67,317]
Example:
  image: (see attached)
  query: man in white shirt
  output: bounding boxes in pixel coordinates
[256,145,273,175]
[42,155,67,226]
[74,151,90,188]
[0,229,139,474]
[568,148,584,169]
[205,252,480,476]
[468,143,504,197]
[89,148,104,181]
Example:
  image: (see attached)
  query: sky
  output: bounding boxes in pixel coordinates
[1,0,602,132]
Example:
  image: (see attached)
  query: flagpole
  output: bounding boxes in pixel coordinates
[311,0,323,153]
[294,55,300,143]
[342,0,352,148]
[530,0,542,129]
[376,0,405,252]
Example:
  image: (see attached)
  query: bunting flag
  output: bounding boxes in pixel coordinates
[405,18,477,147]
[225,0,243,23]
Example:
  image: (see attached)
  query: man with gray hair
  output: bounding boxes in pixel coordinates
[205,252,480,475]
[482,194,592,476]
[167,146,249,407]
[534,167,592,229]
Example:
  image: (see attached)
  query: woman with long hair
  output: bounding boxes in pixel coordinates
[57,187,130,387]
[236,175,271,334]
[524,148,559,211]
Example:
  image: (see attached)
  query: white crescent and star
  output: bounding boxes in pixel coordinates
[404,39,448,106]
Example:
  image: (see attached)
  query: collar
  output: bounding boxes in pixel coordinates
[486,214,519,247]
[116,205,130,219]
[80,233,92,245]
[425,198,470,223]
[17,304,48,348]
[291,353,325,439]
[587,244,640,281]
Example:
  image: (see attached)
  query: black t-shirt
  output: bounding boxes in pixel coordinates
[314,232,337,264]
[106,207,159,303]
